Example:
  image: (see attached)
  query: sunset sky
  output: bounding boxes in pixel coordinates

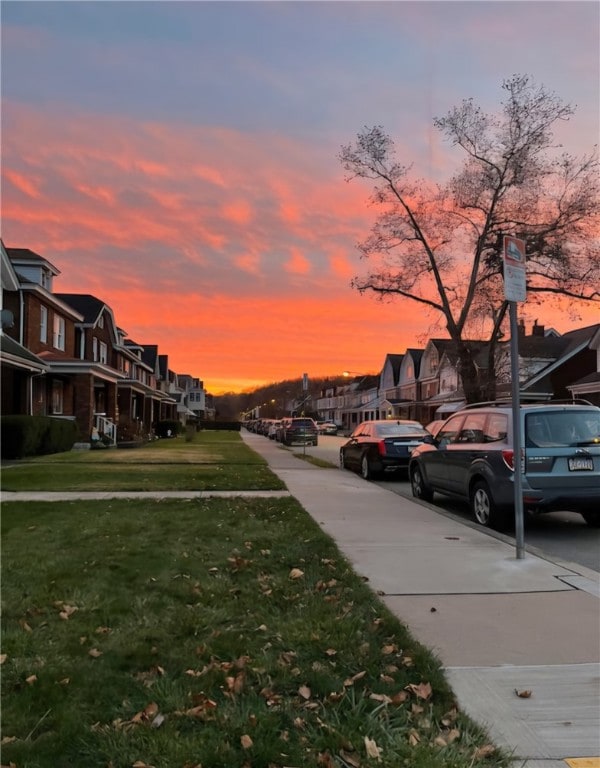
[2,1,598,394]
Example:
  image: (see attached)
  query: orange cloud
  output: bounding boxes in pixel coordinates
[2,101,597,394]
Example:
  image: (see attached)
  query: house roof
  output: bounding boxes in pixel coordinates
[54,293,106,324]
[0,334,48,371]
[522,323,600,390]
[140,344,159,368]
[6,247,61,276]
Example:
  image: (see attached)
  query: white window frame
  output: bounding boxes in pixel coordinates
[53,315,65,351]
[99,341,108,364]
[40,306,48,343]
[92,337,98,361]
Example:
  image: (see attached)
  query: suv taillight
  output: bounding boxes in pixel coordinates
[377,440,387,456]
[502,449,525,472]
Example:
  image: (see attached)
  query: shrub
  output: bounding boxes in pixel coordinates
[1,416,78,459]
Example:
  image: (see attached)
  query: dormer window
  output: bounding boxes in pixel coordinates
[98,314,104,329]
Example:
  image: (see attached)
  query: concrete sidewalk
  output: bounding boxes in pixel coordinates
[240,431,600,768]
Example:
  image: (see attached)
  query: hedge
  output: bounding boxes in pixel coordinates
[1,415,78,459]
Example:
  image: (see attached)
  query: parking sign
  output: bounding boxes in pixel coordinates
[503,236,526,302]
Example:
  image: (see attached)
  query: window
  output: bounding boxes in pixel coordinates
[437,415,464,443]
[51,380,64,414]
[456,413,487,444]
[485,413,508,442]
[53,315,65,350]
[40,306,48,343]
[92,337,98,361]
[99,341,108,364]
[98,314,104,329]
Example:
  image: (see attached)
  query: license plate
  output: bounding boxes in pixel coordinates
[568,457,593,471]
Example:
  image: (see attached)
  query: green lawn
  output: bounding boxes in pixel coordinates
[1,433,508,767]
[1,433,285,491]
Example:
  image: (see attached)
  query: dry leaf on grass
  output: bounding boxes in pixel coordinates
[298,685,311,700]
[406,681,432,700]
[0,654,7,665]
[473,744,496,758]
[289,568,304,579]
[364,736,382,761]
[88,648,103,658]
[25,675,37,685]
[240,734,253,749]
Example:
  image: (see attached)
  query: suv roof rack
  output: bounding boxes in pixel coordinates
[460,397,594,410]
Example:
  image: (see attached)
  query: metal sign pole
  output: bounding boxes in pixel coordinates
[509,301,525,559]
[503,235,527,560]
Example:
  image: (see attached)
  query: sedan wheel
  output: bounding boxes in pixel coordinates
[360,453,372,480]
[411,465,433,502]
[339,450,347,470]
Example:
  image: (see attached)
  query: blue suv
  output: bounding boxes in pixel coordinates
[409,401,600,530]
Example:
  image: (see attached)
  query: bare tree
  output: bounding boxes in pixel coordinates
[340,75,599,402]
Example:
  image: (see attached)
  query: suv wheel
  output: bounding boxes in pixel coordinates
[470,480,509,530]
[411,465,433,502]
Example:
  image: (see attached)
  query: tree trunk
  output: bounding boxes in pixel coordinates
[457,343,481,404]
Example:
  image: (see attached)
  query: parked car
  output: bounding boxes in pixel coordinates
[409,401,600,530]
[317,421,338,435]
[340,420,433,480]
[281,417,319,446]
[268,420,282,440]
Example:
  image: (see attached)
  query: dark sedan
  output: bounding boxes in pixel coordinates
[340,420,434,480]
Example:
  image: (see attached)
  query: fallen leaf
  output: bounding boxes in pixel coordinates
[364,736,382,760]
[131,702,159,724]
[57,677,70,686]
[1,735,17,745]
[406,681,432,700]
[369,693,392,704]
[25,674,37,685]
[446,728,460,743]
[132,762,156,768]
[19,620,32,633]
[515,688,532,698]
[0,654,7,664]
[381,644,397,655]
[88,648,103,658]
[339,748,361,767]
[58,604,78,620]
[473,744,496,758]
[289,568,304,579]
[151,713,165,729]
[298,685,311,700]
[408,729,421,746]
[240,734,253,749]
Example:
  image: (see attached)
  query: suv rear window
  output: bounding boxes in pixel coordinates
[290,419,315,427]
[526,410,600,448]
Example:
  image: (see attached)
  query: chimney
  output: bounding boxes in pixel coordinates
[532,320,545,337]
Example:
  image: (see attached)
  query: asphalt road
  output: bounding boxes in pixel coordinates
[289,434,600,573]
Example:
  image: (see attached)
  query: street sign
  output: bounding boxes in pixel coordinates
[503,236,526,302]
